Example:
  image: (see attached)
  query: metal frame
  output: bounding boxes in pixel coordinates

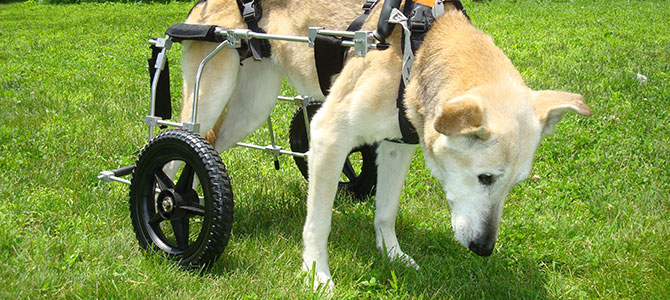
[99,26,384,185]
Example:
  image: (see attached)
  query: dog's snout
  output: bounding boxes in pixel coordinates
[468,240,495,256]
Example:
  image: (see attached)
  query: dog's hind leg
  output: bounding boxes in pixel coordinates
[179,41,240,138]
[374,140,419,269]
[159,41,239,187]
[211,59,284,152]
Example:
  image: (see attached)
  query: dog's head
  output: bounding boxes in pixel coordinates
[419,84,591,256]
[404,11,592,256]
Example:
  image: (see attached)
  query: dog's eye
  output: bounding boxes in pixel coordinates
[478,174,495,186]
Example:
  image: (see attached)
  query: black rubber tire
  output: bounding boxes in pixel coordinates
[129,129,233,268]
[288,101,378,200]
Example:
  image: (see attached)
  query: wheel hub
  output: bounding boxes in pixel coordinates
[161,196,175,213]
[156,189,184,219]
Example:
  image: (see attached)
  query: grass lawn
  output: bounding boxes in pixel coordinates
[1,0,668,298]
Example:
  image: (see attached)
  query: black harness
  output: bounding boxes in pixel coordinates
[313,0,380,95]
[313,0,468,144]
[156,0,469,144]
[389,0,469,144]
[235,0,272,61]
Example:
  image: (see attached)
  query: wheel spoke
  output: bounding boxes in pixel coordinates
[149,212,164,225]
[341,158,357,182]
[180,203,205,216]
[175,164,195,194]
[171,217,190,250]
[154,169,175,192]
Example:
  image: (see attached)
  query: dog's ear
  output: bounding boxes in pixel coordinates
[531,90,592,136]
[434,96,490,140]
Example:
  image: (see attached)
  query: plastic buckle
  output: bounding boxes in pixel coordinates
[363,0,378,12]
[409,4,433,33]
[242,1,257,22]
[410,20,428,33]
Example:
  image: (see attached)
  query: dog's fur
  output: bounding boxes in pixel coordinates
[179,0,592,288]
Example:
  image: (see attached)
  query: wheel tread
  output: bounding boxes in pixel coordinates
[129,129,233,268]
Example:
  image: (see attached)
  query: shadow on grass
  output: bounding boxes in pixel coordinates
[396,224,548,298]
[204,179,548,298]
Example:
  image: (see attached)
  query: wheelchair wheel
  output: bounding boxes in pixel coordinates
[129,129,233,268]
[288,101,377,200]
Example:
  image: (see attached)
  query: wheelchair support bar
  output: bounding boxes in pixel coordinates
[165,23,389,56]
[97,165,135,185]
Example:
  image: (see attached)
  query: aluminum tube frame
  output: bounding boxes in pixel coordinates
[216,28,387,53]
[101,24,386,184]
[148,46,168,139]
[191,40,232,126]
[236,142,308,158]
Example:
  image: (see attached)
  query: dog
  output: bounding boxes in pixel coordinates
[179,0,592,289]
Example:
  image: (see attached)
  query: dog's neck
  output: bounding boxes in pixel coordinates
[403,10,527,145]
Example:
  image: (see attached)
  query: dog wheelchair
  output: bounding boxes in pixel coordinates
[97,20,395,268]
[98,0,454,268]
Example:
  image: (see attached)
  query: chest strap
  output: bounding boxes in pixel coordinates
[236,0,272,61]
[314,0,379,95]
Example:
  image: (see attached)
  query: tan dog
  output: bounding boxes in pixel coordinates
[179,0,591,289]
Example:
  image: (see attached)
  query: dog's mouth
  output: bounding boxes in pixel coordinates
[468,240,495,257]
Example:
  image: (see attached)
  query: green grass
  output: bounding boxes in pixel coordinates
[1,0,668,298]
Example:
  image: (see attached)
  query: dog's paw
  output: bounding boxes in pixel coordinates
[395,252,420,270]
[385,247,420,270]
[303,270,334,293]
[302,261,335,293]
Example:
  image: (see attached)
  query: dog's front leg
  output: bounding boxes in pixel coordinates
[301,106,354,291]
[374,141,419,269]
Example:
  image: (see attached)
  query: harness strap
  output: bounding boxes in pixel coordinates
[314,0,379,95]
[392,0,468,144]
[148,45,172,122]
[236,0,272,61]
[314,35,345,96]
[346,0,379,32]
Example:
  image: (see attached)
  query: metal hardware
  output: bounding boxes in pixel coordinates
[307,27,323,47]
[151,36,172,50]
[161,196,175,213]
[266,116,281,169]
[98,171,131,185]
[225,29,243,48]
[182,122,200,132]
[213,27,386,52]
[145,115,161,127]
[148,36,173,139]
[101,23,393,184]
[236,142,308,158]
[192,40,231,127]
[433,0,445,18]
[388,9,413,85]
[156,119,182,128]
[353,31,372,56]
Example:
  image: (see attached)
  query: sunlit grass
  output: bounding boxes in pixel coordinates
[0,0,668,298]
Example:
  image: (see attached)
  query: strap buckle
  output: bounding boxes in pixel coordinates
[241,1,257,22]
[362,0,378,12]
[409,4,433,33]
[409,20,428,32]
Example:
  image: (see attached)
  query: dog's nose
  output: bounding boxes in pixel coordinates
[468,240,495,256]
